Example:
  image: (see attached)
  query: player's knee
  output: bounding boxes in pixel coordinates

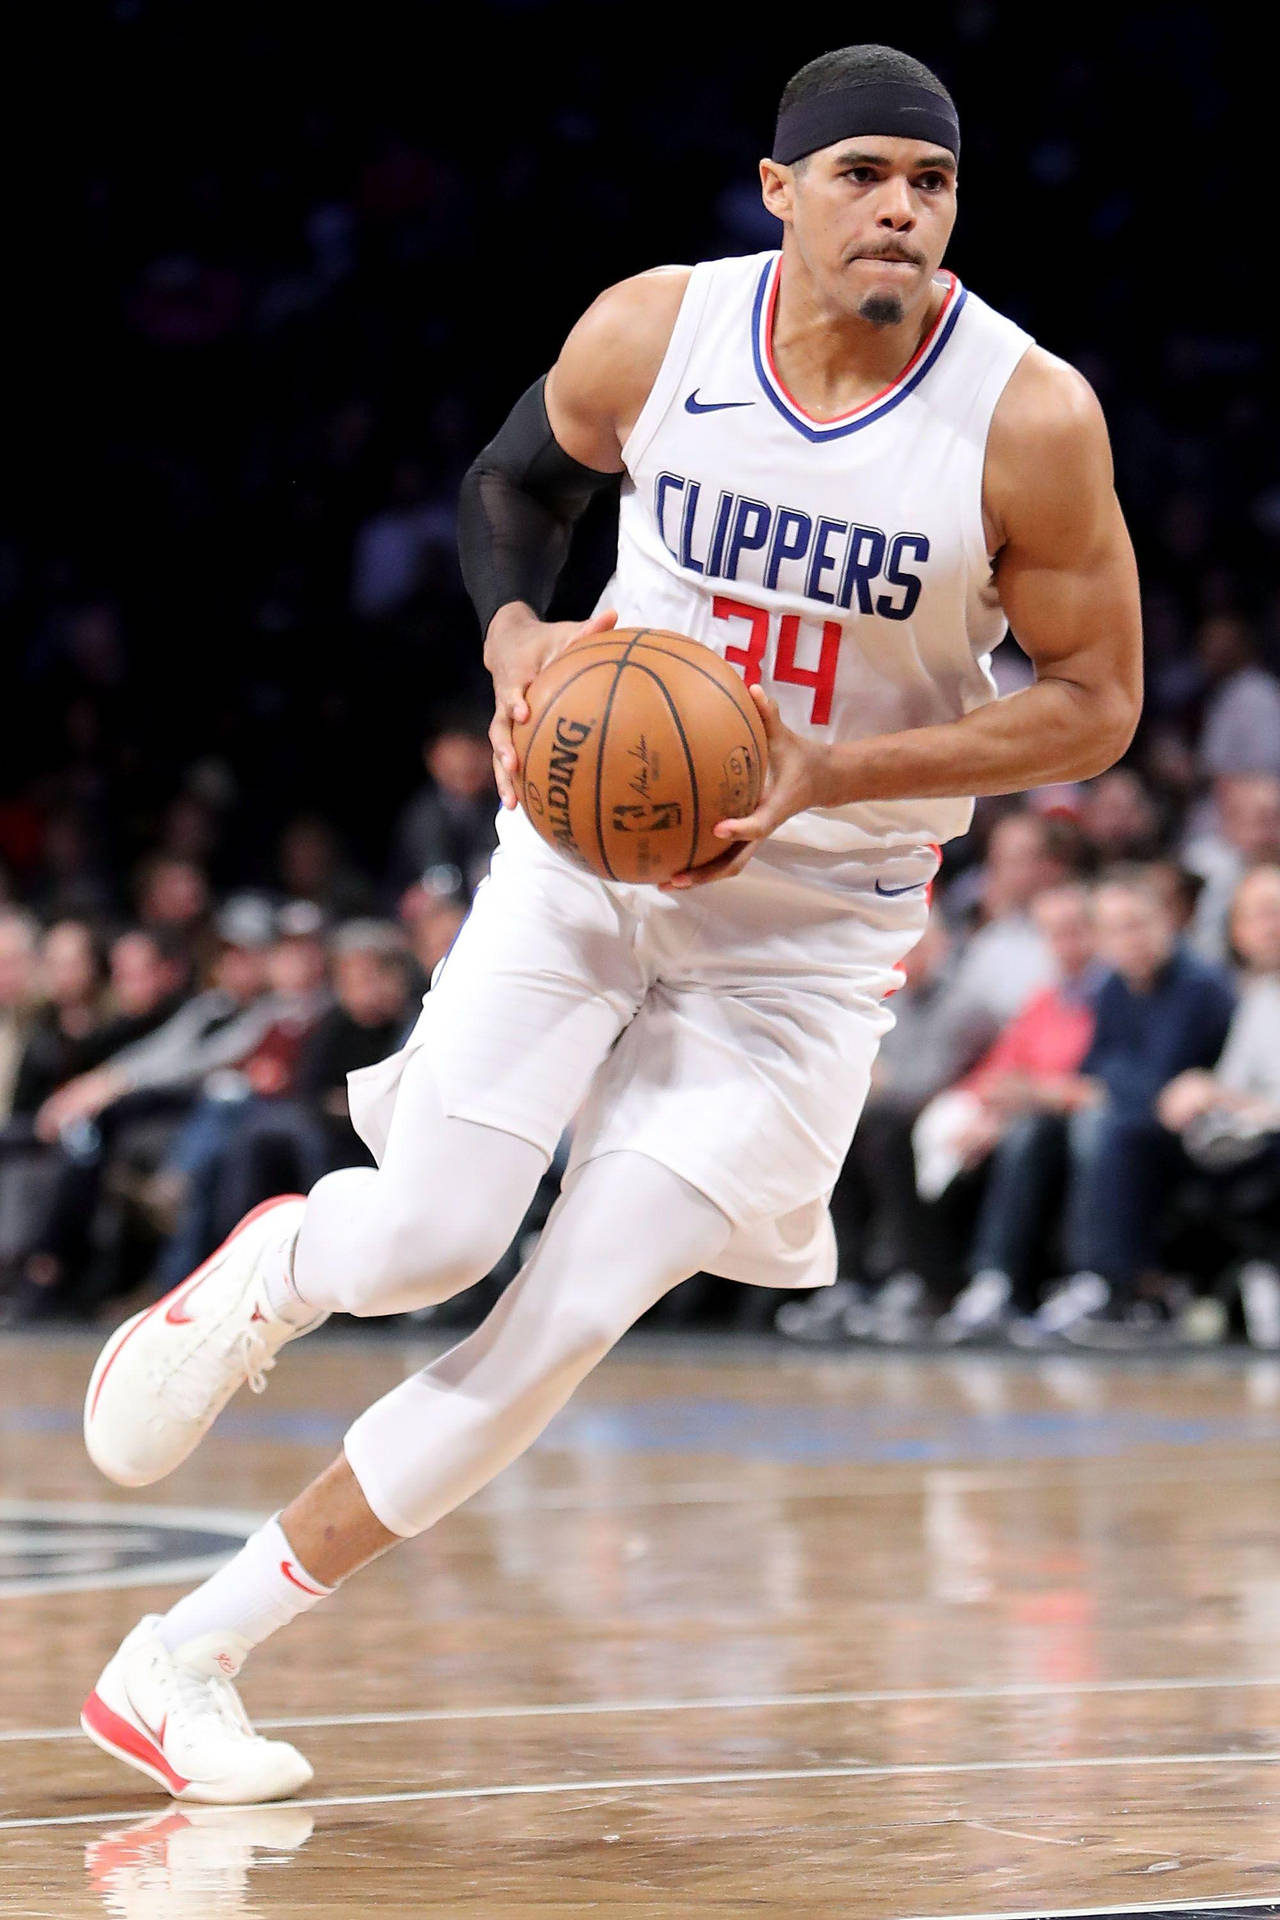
[342,1200,515,1316]
[545,1296,631,1372]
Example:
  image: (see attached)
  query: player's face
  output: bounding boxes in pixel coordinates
[761,136,957,325]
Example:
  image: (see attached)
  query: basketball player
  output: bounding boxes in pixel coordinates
[79,44,1142,1802]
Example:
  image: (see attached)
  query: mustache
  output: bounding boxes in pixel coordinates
[852,244,926,266]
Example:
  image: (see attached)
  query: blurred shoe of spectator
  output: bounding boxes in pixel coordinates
[931,883,1105,1342]
[1184,773,1280,961]
[1158,865,1280,1346]
[388,707,498,904]
[1011,868,1235,1344]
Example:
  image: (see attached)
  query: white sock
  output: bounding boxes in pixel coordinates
[259,1227,320,1328]
[155,1514,334,1657]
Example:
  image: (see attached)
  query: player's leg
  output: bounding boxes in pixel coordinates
[82,1151,729,1803]
[84,816,645,1488]
[83,1050,552,1488]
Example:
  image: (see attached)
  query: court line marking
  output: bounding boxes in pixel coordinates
[910,1896,1280,1920]
[7,1670,1280,1745]
[6,1745,1280,1832]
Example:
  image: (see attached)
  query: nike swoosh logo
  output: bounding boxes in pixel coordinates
[281,1559,327,1597]
[875,878,929,897]
[684,390,754,415]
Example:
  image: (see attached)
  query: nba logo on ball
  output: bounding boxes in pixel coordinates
[512,628,767,884]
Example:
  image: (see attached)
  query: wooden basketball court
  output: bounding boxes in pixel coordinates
[5,1328,1280,1918]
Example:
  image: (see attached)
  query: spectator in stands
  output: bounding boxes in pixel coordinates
[31,894,277,1141]
[928,884,1105,1342]
[401,888,467,982]
[145,903,332,1293]
[1158,865,1280,1345]
[133,854,213,961]
[9,921,111,1122]
[1195,615,1280,781]
[1184,773,1280,961]
[3,926,191,1321]
[277,816,374,923]
[388,706,497,903]
[0,911,40,1125]
[778,917,988,1344]
[1014,868,1236,1344]
[1078,769,1164,865]
[939,810,1075,1044]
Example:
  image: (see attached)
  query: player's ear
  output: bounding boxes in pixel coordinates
[759,158,794,223]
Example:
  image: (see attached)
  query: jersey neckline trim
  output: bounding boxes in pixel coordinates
[751,255,966,442]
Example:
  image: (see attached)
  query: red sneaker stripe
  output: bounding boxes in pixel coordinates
[81,1690,192,1795]
[88,1194,304,1419]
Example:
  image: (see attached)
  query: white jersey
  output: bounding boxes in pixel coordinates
[600,249,1034,856]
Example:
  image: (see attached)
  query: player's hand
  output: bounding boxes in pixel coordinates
[661,687,828,889]
[483,603,618,808]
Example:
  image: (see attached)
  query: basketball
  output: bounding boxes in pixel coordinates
[511,628,769,883]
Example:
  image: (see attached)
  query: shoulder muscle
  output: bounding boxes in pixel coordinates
[985,346,1114,559]
[545,267,692,472]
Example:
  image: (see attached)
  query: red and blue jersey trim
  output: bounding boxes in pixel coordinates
[750,254,966,442]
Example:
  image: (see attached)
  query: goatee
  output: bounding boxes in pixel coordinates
[859,291,905,329]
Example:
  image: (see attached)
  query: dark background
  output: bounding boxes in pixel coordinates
[1,0,1272,904]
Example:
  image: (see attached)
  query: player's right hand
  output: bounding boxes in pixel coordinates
[483,604,618,808]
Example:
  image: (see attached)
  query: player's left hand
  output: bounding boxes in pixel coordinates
[660,686,828,890]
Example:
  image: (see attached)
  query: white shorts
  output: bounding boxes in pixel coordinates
[348,805,935,1292]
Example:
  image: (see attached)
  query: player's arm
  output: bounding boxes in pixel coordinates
[457,269,688,805]
[681,351,1142,885]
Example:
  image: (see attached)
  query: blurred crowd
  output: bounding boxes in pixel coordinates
[2,6,1275,1340]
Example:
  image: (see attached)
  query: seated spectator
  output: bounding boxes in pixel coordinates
[1195,614,1280,782]
[937,809,1075,1045]
[1184,772,1280,961]
[1158,864,1280,1345]
[1011,868,1236,1344]
[145,902,333,1293]
[388,706,497,904]
[2,925,192,1322]
[7,920,110,1122]
[930,883,1106,1341]
[399,883,467,984]
[778,917,988,1343]
[0,910,40,1125]
[277,816,374,923]
[32,894,277,1140]
[1078,769,1164,865]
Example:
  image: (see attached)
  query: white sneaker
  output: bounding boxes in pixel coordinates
[81,1615,313,1804]
[84,1195,324,1488]
[937,1270,1014,1344]
[1010,1271,1110,1345]
[1240,1261,1280,1350]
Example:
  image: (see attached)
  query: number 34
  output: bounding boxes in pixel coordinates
[713,595,840,727]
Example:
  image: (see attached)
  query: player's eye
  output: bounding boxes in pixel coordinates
[845,166,878,184]
[917,173,948,192]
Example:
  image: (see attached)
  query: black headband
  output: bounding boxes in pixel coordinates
[773,81,960,167]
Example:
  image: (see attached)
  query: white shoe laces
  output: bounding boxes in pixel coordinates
[160,1323,277,1422]
[146,1647,257,1747]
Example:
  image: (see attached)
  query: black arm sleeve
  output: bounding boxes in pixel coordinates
[457,375,621,640]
